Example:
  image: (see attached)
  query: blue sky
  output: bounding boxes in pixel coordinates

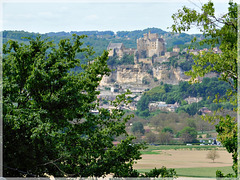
[1,0,233,34]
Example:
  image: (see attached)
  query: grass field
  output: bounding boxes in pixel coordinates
[141,145,222,153]
[138,166,233,178]
[175,166,234,178]
[134,145,233,178]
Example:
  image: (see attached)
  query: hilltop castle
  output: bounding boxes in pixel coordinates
[136,31,166,58]
[101,32,190,86]
[107,31,166,64]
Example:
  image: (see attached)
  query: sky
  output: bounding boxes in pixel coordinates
[1,0,234,34]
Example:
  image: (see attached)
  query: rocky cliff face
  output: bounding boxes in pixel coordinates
[100,64,191,87]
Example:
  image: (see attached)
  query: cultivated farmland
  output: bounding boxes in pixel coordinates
[134,145,233,177]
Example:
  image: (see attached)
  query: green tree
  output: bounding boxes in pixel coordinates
[137,95,150,112]
[186,118,197,129]
[171,1,237,176]
[3,35,145,177]
[177,103,199,116]
[145,132,157,144]
[179,126,197,143]
[107,55,119,66]
[162,127,174,134]
[120,54,134,65]
[158,132,173,145]
[131,122,145,135]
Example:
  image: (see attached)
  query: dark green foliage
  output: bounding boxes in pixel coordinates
[167,52,195,70]
[215,114,238,175]
[171,2,238,174]
[136,95,150,117]
[153,77,158,82]
[2,30,47,43]
[179,58,194,71]
[143,167,177,178]
[137,95,150,111]
[147,69,153,76]
[163,84,172,93]
[162,127,174,134]
[3,35,145,177]
[46,30,114,38]
[216,170,235,179]
[176,103,199,116]
[178,126,198,143]
[116,27,166,39]
[216,170,224,178]
[120,54,134,65]
[136,109,150,117]
[136,77,233,116]
[107,55,119,66]
[107,54,134,66]
[131,122,145,135]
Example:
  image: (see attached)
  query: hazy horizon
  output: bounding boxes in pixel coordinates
[2,0,232,35]
[2,27,203,35]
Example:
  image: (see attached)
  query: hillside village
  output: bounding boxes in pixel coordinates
[2,30,222,115]
[97,31,221,113]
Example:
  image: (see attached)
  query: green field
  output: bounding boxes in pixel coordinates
[176,166,234,178]
[138,166,233,178]
[141,145,220,153]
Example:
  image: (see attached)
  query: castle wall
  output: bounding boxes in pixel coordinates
[156,39,165,56]
[137,32,165,58]
[116,64,150,84]
[100,64,193,87]
[123,48,136,56]
[100,68,118,86]
[107,43,126,59]
[138,58,152,64]
[117,49,124,59]
[108,50,114,57]
[100,64,153,85]
[149,33,158,39]
[148,49,157,57]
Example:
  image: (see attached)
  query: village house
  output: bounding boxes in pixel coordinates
[184,96,202,104]
[149,101,180,112]
[199,107,212,115]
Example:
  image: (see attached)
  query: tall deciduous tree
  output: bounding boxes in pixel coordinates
[179,126,197,143]
[131,122,145,135]
[3,35,144,177]
[171,0,237,176]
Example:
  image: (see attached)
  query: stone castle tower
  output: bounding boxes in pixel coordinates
[136,31,166,59]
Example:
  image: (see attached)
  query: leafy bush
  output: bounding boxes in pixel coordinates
[144,167,177,178]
